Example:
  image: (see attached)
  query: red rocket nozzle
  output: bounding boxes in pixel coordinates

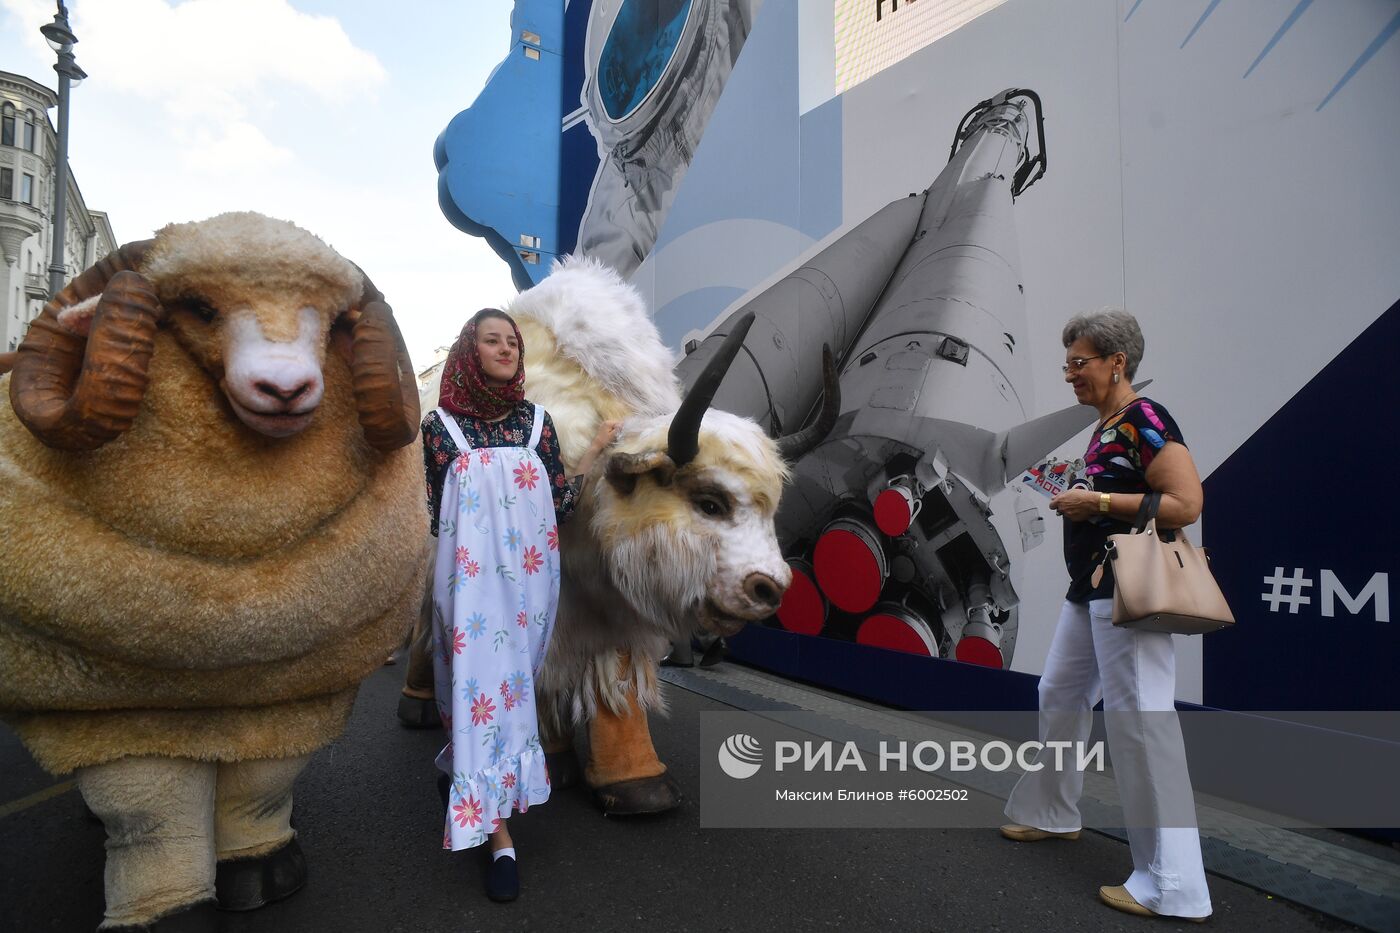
[775,564,826,636]
[857,609,936,656]
[813,518,887,613]
[874,486,917,536]
[955,635,1004,668]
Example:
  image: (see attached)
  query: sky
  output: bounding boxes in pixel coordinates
[0,0,519,370]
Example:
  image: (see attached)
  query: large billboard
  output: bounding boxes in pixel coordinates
[833,0,1010,92]
[437,0,1400,711]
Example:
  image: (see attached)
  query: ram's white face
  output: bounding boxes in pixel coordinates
[596,411,792,637]
[56,290,342,441]
[134,210,362,440]
[27,213,402,455]
[220,306,329,437]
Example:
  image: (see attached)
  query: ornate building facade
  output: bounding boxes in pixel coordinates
[1,70,115,352]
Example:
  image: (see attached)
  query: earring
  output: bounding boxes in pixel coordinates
[1112,372,1120,384]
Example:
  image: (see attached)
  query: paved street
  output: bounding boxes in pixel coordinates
[0,661,1370,932]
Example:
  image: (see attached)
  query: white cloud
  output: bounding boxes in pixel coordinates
[72,0,386,104]
[4,0,387,172]
[0,0,54,59]
[0,0,521,368]
[176,120,293,174]
[163,85,244,124]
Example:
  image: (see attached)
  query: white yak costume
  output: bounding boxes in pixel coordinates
[404,255,831,816]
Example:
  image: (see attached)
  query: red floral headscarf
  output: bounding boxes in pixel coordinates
[438,309,525,420]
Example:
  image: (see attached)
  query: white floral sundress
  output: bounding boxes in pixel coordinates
[430,405,559,850]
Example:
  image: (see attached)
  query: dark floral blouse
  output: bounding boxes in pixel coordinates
[1064,397,1185,603]
[422,401,578,536]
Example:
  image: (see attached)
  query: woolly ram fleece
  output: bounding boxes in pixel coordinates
[0,231,427,775]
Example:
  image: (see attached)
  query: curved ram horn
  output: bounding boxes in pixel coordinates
[9,242,160,451]
[777,343,840,462]
[349,275,419,451]
[667,311,756,469]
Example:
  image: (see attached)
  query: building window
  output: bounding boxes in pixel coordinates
[0,103,14,147]
[21,173,34,205]
[23,110,36,151]
[0,167,12,200]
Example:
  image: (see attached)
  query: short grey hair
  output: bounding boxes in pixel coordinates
[1061,308,1144,380]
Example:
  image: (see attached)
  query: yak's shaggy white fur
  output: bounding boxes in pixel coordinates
[506,256,681,416]
[436,256,790,736]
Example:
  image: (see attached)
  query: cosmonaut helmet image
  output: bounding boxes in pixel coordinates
[576,0,758,276]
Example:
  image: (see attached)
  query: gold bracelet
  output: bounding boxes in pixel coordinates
[1099,493,1111,514]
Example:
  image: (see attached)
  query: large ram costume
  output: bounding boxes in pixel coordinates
[403,258,833,814]
[0,213,427,931]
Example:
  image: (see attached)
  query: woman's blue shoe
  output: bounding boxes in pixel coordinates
[485,853,519,902]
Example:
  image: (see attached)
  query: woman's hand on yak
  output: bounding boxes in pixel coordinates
[575,420,622,480]
[590,420,622,454]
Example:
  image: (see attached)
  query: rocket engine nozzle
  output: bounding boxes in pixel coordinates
[775,559,826,636]
[955,579,1004,668]
[813,516,888,614]
[874,477,922,537]
[858,603,938,657]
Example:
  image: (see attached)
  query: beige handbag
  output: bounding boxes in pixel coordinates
[1095,493,1235,634]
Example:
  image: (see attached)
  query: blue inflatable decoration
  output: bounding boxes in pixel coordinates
[434,0,564,290]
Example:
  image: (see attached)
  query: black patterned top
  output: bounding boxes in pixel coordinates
[422,401,578,535]
[1064,397,1186,602]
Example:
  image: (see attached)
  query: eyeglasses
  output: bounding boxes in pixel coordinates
[1061,355,1105,374]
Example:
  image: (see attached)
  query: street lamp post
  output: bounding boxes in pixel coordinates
[40,1,86,300]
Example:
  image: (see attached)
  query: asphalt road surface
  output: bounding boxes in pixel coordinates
[1,662,1362,932]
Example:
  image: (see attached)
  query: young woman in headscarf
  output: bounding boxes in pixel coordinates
[421,308,619,902]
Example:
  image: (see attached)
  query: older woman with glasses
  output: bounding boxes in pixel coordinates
[1001,309,1211,922]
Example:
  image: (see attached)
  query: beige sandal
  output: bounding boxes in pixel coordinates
[1099,885,1207,922]
[999,823,1081,842]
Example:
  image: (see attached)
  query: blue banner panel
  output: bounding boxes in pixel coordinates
[1203,299,1400,711]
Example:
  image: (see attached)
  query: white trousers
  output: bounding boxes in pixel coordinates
[1004,599,1212,919]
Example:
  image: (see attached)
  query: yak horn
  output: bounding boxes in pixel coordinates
[777,344,840,462]
[349,276,419,451]
[667,312,755,469]
[9,242,160,451]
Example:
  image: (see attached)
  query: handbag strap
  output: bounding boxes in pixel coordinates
[1131,491,1162,533]
[1092,491,1166,588]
